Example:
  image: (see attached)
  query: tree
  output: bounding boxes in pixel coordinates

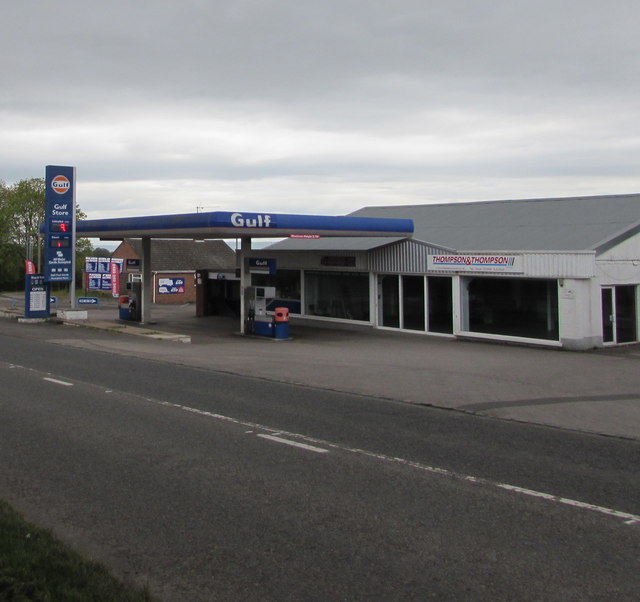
[7,178,46,268]
[0,180,10,245]
[0,177,91,290]
[0,180,24,290]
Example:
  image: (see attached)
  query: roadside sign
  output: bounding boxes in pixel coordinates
[77,297,99,305]
[44,166,76,283]
[24,274,50,319]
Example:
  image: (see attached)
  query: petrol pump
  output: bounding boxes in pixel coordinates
[120,281,142,321]
[244,286,276,336]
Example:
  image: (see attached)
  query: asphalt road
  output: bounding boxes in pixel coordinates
[0,322,639,600]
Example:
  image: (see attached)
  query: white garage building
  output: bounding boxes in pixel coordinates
[262,194,640,349]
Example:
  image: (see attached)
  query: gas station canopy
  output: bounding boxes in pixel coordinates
[74,209,413,330]
[77,210,414,240]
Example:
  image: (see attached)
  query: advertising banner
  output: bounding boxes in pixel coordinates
[88,274,102,290]
[158,278,186,294]
[85,257,123,275]
[110,261,120,297]
[101,275,112,291]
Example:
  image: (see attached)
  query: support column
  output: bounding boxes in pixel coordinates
[141,236,152,324]
[239,237,251,334]
[453,276,464,334]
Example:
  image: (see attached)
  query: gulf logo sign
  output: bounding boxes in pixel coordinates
[51,175,71,195]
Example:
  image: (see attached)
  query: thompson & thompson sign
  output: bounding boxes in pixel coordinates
[427,254,523,273]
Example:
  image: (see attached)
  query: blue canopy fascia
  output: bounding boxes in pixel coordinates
[67,210,414,240]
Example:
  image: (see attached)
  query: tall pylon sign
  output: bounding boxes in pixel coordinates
[44,165,76,283]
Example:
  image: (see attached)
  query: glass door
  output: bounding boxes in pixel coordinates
[602,285,638,344]
[601,287,614,344]
[615,285,637,343]
[402,276,425,331]
[379,275,399,328]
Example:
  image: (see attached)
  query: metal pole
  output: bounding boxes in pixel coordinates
[141,236,152,324]
[70,167,77,308]
[240,237,251,334]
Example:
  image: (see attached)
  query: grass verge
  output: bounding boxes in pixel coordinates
[0,499,153,601]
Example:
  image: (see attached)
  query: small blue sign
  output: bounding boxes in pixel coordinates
[50,296,58,304]
[100,275,113,291]
[249,258,277,274]
[88,274,102,290]
[77,297,99,305]
[24,274,50,319]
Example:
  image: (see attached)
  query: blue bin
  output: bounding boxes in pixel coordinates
[274,321,289,339]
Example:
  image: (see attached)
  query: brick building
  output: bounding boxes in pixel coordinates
[111,239,236,304]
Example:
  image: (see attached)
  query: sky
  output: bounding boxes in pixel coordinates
[2,0,640,221]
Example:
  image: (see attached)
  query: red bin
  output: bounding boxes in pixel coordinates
[274,307,289,322]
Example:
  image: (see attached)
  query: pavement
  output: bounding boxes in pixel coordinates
[2,293,640,441]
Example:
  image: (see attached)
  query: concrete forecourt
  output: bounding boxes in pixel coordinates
[2,295,640,440]
[12,300,639,442]
[0,297,639,600]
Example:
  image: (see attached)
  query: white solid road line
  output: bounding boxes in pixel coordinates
[257,433,329,454]
[498,484,640,525]
[42,377,73,387]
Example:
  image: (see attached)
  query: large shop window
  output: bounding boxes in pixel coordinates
[403,276,425,330]
[305,271,370,321]
[467,277,558,340]
[380,275,400,327]
[378,275,452,333]
[252,269,301,313]
[428,276,453,334]
[614,285,638,343]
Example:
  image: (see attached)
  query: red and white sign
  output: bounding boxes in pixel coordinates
[110,261,120,297]
[51,175,71,195]
[427,254,523,273]
[24,260,36,274]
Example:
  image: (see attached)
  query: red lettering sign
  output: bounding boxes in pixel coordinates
[110,261,120,297]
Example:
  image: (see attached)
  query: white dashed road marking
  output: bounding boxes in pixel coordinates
[4,359,637,528]
[155,399,640,526]
[42,377,73,387]
[257,433,329,454]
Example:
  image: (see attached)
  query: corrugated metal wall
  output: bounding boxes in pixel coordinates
[369,240,596,278]
[369,240,448,273]
[522,252,595,278]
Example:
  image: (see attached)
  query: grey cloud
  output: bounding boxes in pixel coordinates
[2,0,640,213]
[7,1,639,106]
